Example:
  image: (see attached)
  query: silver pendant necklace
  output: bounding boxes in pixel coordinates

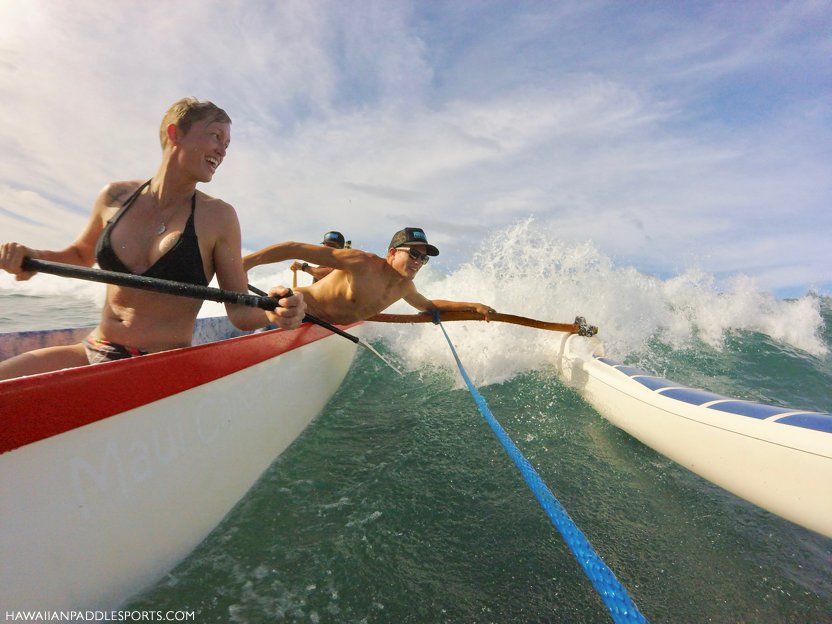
[146,183,166,235]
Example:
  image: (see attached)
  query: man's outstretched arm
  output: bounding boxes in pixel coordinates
[244,242,368,272]
[243,242,296,270]
[404,289,496,319]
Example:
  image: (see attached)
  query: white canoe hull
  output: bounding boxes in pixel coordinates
[554,333,832,538]
[0,319,358,610]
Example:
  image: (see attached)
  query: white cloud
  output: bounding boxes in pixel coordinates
[0,0,828,297]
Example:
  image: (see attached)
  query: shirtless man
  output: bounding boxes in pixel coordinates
[0,98,304,380]
[244,227,494,325]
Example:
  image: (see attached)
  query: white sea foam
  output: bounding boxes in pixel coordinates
[364,219,827,385]
[0,270,107,305]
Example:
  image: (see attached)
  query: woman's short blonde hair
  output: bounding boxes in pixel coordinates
[159,98,231,149]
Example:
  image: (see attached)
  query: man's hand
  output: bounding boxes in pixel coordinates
[0,243,37,281]
[266,287,306,330]
[289,261,304,273]
[474,303,496,321]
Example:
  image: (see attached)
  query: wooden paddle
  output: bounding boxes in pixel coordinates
[369,311,598,336]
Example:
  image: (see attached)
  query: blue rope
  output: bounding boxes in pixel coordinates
[436,322,648,624]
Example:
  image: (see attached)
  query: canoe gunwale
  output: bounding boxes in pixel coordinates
[0,320,360,455]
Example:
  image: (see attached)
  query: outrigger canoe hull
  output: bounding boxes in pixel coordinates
[0,319,358,610]
[554,333,832,538]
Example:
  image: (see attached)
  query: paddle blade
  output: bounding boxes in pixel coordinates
[359,341,404,376]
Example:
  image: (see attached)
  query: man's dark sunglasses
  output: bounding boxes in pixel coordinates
[398,247,429,264]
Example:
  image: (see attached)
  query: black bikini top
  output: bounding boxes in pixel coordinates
[95,180,209,287]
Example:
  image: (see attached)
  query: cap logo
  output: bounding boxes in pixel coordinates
[412,230,426,240]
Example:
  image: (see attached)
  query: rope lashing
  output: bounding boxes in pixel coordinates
[435,320,648,624]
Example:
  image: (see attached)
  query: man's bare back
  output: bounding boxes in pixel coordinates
[244,228,495,325]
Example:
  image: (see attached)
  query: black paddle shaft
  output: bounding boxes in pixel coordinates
[21,258,360,345]
[23,257,279,310]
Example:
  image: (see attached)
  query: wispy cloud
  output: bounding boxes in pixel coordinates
[0,0,828,296]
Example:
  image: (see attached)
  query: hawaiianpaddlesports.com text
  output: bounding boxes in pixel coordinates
[4,612,195,622]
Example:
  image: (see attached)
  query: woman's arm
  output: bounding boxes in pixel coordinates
[212,205,305,330]
[0,183,115,280]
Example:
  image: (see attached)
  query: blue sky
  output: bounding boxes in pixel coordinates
[0,1,829,298]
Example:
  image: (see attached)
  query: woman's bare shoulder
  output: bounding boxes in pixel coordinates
[194,191,240,239]
[99,180,146,206]
[195,190,235,214]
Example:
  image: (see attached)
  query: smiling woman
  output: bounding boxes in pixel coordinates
[0,97,306,380]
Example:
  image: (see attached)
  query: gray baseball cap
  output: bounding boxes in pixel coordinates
[388,227,439,256]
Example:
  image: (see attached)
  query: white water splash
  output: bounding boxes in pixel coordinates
[366,219,827,385]
[0,271,107,306]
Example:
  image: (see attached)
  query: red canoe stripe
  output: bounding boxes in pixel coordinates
[0,323,357,455]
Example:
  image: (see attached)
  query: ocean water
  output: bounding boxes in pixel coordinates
[1,223,830,622]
